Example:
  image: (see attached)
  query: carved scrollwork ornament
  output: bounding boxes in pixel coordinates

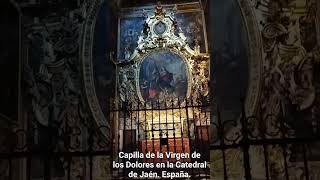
[251,0,320,178]
[114,3,210,107]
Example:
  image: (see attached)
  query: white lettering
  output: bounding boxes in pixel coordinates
[165,152,190,160]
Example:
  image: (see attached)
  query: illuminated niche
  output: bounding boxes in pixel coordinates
[112,2,210,141]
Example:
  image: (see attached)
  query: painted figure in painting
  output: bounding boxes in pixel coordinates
[139,50,187,102]
[142,65,174,99]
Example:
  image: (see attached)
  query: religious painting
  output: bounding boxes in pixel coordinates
[138,50,188,102]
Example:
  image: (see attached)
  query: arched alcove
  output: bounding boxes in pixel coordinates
[209,0,262,120]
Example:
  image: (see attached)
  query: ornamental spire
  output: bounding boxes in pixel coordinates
[155,1,165,17]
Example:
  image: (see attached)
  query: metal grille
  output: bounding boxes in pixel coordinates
[111,97,211,179]
[211,100,320,180]
[1,99,320,179]
[0,105,111,180]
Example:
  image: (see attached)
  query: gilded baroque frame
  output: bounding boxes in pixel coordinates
[81,0,264,140]
[117,2,209,60]
[115,3,210,107]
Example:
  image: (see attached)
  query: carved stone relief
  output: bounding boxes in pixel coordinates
[249,0,319,179]
[211,0,320,179]
[252,0,320,136]
[22,2,94,179]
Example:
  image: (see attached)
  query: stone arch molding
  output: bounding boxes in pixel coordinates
[237,0,263,116]
[82,0,110,139]
[81,0,264,140]
[211,0,263,179]
[82,0,212,140]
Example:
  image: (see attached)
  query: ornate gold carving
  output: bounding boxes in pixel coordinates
[247,0,320,179]
[112,4,210,145]
[115,3,210,107]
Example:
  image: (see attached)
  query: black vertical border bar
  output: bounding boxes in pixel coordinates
[67,157,71,180]
[9,159,12,180]
[27,155,31,180]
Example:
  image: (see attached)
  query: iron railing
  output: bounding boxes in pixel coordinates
[1,98,320,179]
